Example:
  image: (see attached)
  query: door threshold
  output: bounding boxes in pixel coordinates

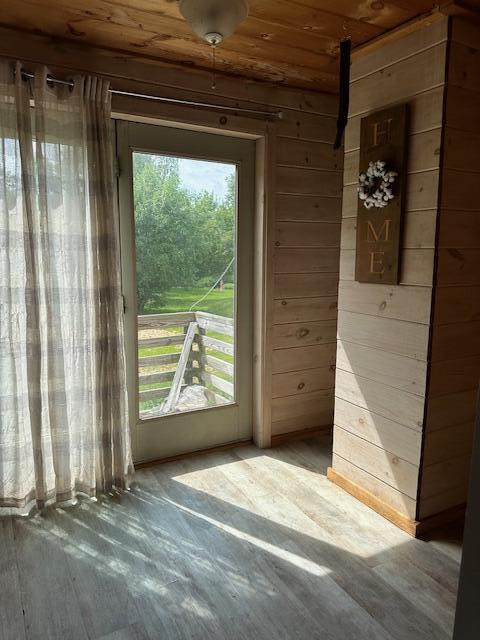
[134,437,253,469]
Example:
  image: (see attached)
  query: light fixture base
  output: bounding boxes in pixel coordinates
[205,32,223,46]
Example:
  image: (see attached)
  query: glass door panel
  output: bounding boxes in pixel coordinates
[133,152,237,419]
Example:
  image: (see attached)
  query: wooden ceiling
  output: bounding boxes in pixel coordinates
[0,1,466,92]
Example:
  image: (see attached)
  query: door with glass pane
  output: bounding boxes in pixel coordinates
[116,121,254,462]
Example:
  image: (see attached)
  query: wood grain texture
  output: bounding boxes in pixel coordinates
[429,356,480,397]
[333,427,419,498]
[338,281,432,324]
[275,222,340,248]
[272,389,334,422]
[340,247,435,286]
[345,87,445,152]
[336,340,427,396]
[426,389,478,432]
[272,366,335,399]
[423,421,475,466]
[337,310,430,360]
[434,285,480,325]
[272,342,336,375]
[273,296,338,324]
[273,320,337,349]
[330,454,417,520]
[274,272,339,299]
[334,397,422,465]
[340,209,438,251]
[335,369,425,431]
[349,43,448,117]
[275,193,341,223]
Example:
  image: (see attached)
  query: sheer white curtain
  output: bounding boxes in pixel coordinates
[0,61,133,510]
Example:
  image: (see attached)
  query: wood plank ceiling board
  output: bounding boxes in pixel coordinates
[0,0,444,91]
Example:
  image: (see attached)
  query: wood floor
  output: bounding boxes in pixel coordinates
[0,435,463,640]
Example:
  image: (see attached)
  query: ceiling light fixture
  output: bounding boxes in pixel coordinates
[179,0,249,89]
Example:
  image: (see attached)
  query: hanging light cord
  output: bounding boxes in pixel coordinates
[211,44,217,90]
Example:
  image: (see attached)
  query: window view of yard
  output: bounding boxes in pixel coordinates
[133,152,236,418]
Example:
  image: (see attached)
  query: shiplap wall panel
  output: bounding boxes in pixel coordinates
[273,296,338,324]
[274,273,339,299]
[429,356,480,397]
[334,398,422,465]
[275,222,340,248]
[438,212,480,248]
[271,100,342,436]
[264,47,343,438]
[343,130,442,184]
[337,311,430,360]
[272,366,335,399]
[333,427,419,498]
[273,320,337,349]
[335,369,425,430]
[276,194,341,222]
[336,341,427,396]
[337,281,432,324]
[418,18,480,519]
[272,342,336,375]
[276,138,342,171]
[349,18,448,83]
[274,248,340,273]
[423,422,475,466]
[331,453,417,520]
[332,16,449,520]
[434,284,480,324]
[344,87,445,152]
[339,248,435,286]
[426,389,478,432]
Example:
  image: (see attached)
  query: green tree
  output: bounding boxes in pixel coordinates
[133,154,236,313]
[134,154,195,312]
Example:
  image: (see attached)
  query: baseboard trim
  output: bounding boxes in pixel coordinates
[271,425,332,447]
[327,466,419,536]
[327,467,466,537]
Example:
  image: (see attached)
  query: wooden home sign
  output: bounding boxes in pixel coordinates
[355,104,408,284]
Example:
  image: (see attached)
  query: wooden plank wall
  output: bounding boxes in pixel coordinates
[271,117,343,438]
[332,16,449,520]
[0,26,341,446]
[419,17,480,520]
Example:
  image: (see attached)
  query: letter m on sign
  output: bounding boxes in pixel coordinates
[366,219,391,242]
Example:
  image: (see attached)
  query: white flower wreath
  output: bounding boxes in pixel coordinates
[358,160,398,209]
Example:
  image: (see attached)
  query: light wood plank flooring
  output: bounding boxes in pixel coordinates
[0,435,462,640]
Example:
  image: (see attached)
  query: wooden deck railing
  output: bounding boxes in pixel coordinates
[137,311,234,417]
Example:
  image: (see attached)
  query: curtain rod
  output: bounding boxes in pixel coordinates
[19,71,283,120]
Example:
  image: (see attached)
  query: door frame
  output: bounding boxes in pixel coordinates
[113,111,275,461]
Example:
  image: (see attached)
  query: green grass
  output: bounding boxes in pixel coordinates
[139,286,235,414]
[145,286,234,317]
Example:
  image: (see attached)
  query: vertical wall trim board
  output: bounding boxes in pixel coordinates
[415,16,453,520]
